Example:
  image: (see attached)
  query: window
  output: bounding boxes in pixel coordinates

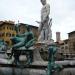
[73,42,75,50]
[0,34,1,37]
[2,33,5,37]
[65,46,68,49]
[5,41,9,45]
[12,27,13,30]
[12,34,15,37]
[6,33,11,37]
[10,27,11,30]
[3,27,5,29]
[7,27,9,29]
[65,41,68,44]
[61,47,64,49]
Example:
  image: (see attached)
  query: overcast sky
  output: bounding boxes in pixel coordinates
[0,0,75,41]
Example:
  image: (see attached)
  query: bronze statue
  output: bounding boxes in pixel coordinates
[10,25,35,65]
[0,39,7,52]
[11,25,35,49]
[47,44,62,75]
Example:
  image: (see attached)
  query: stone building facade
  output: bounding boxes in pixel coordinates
[56,31,75,60]
[68,31,75,58]
[55,39,69,60]
[60,39,69,58]
[18,23,38,40]
[0,21,16,45]
[0,21,38,46]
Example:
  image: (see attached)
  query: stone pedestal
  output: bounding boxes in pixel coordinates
[33,47,43,62]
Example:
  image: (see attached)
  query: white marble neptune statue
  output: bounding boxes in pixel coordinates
[38,0,52,43]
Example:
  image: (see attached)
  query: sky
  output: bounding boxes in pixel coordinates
[0,0,75,41]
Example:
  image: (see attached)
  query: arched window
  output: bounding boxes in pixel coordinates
[2,32,5,37]
[6,33,11,37]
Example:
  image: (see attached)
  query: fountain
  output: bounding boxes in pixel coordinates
[0,0,62,75]
[0,0,75,75]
